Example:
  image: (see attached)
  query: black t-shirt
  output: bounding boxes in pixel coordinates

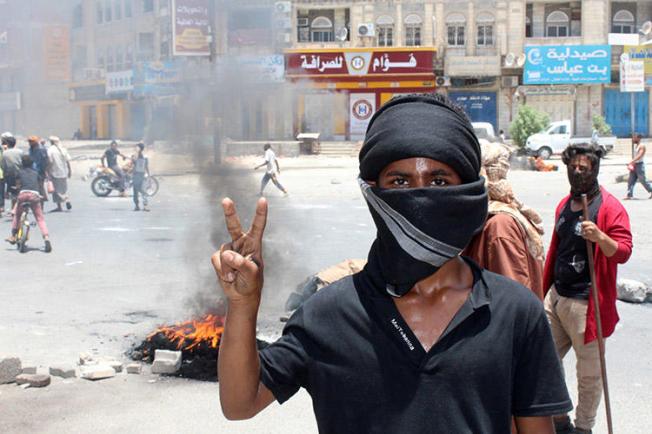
[259,260,572,434]
[18,168,41,193]
[104,148,120,167]
[553,194,602,299]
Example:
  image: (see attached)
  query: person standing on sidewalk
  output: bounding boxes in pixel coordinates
[46,136,72,212]
[624,133,652,200]
[544,143,632,434]
[254,144,288,197]
[131,143,150,212]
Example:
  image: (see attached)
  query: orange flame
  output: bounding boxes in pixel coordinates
[147,314,225,352]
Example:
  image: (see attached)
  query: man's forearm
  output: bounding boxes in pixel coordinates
[218,300,264,419]
[597,232,618,257]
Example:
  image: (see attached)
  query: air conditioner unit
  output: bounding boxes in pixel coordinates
[358,23,375,37]
[435,76,451,87]
[275,1,291,14]
[297,17,309,27]
[501,76,518,88]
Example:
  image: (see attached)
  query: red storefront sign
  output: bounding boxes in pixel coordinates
[286,49,435,77]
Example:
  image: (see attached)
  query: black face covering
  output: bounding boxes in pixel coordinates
[358,94,488,297]
[361,178,488,296]
[567,163,600,199]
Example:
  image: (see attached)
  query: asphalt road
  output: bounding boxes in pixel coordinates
[1,149,651,433]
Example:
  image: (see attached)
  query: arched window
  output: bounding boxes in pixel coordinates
[447,13,466,46]
[311,16,334,42]
[476,12,494,46]
[546,11,569,37]
[376,15,394,47]
[404,14,422,46]
[612,10,635,34]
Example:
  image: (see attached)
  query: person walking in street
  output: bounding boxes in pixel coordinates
[46,136,72,212]
[543,143,632,434]
[465,141,546,299]
[214,94,571,434]
[131,143,150,212]
[254,144,288,197]
[101,140,127,196]
[1,133,23,213]
[624,133,652,200]
[28,136,49,203]
[5,155,52,253]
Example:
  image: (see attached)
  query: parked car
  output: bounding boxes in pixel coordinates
[472,122,499,143]
[525,120,616,159]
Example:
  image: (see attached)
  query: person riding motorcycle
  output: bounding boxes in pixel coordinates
[100,140,128,196]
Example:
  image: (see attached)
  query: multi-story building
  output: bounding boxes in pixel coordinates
[0,0,78,137]
[285,0,652,140]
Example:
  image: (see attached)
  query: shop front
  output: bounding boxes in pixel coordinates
[69,82,129,139]
[285,48,436,140]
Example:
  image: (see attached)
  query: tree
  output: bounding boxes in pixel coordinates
[592,114,612,136]
[509,105,550,149]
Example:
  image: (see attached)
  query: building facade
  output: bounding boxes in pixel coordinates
[286,0,652,139]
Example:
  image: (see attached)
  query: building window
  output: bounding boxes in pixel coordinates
[115,46,124,70]
[404,14,422,46]
[96,1,103,24]
[104,0,112,22]
[310,16,334,42]
[106,47,114,72]
[143,0,154,13]
[546,11,569,37]
[376,15,394,47]
[126,44,134,68]
[612,10,635,34]
[138,32,155,61]
[476,12,494,46]
[73,4,83,28]
[114,0,121,20]
[124,0,132,18]
[97,51,105,69]
[446,13,465,46]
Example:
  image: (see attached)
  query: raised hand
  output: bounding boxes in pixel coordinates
[212,197,268,304]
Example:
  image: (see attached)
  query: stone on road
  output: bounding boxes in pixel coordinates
[151,350,181,375]
[15,374,51,388]
[49,366,76,379]
[617,279,652,303]
[80,365,116,381]
[0,356,22,384]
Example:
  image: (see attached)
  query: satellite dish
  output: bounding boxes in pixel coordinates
[516,53,526,67]
[504,53,516,67]
[335,27,348,42]
[641,21,652,35]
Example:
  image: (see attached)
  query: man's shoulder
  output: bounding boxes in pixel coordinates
[481,268,542,310]
[299,276,361,315]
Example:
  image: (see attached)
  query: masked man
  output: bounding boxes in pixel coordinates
[213,94,571,434]
[543,143,632,434]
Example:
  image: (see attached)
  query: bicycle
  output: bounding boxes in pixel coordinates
[15,202,33,254]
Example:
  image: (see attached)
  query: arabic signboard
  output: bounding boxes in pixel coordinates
[620,61,645,92]
[132,61,181,97]
[43,25,71,81]
[217,55,285,83]
[445,56,501,77]
[623,45,652,76]
[105,70,134,95]
[523,45,611,85]
[286,49,435,77]
[172,0,210,56]
[349,93,376,138]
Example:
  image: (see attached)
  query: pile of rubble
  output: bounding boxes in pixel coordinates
[617,279,652,304]
[0,349,183,389]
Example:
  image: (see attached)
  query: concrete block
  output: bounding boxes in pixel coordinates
[106,360,123,373]
[0,356,22,384]
[126,363,142,375]
[80,365,116,381]
[21,366,37,375]
[15,374,51,388]
[79,352,96,365]
[151,350,182,375]
[49,366,76,379]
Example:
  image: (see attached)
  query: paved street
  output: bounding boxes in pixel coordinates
[1,148,651,433]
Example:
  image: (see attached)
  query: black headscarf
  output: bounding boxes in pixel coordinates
[358,94,488,296]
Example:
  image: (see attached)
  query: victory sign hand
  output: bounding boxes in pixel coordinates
[212,197,268,304]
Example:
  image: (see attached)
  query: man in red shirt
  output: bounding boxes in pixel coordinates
[543,143,632,434]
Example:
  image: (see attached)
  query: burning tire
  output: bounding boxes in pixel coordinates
[91,175,113,197]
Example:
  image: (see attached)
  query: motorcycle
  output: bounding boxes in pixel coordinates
[88,163,160,198]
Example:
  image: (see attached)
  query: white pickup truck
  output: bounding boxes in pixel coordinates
[525,120,616,159]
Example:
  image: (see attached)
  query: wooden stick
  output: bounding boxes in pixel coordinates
[581,193,614,434]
